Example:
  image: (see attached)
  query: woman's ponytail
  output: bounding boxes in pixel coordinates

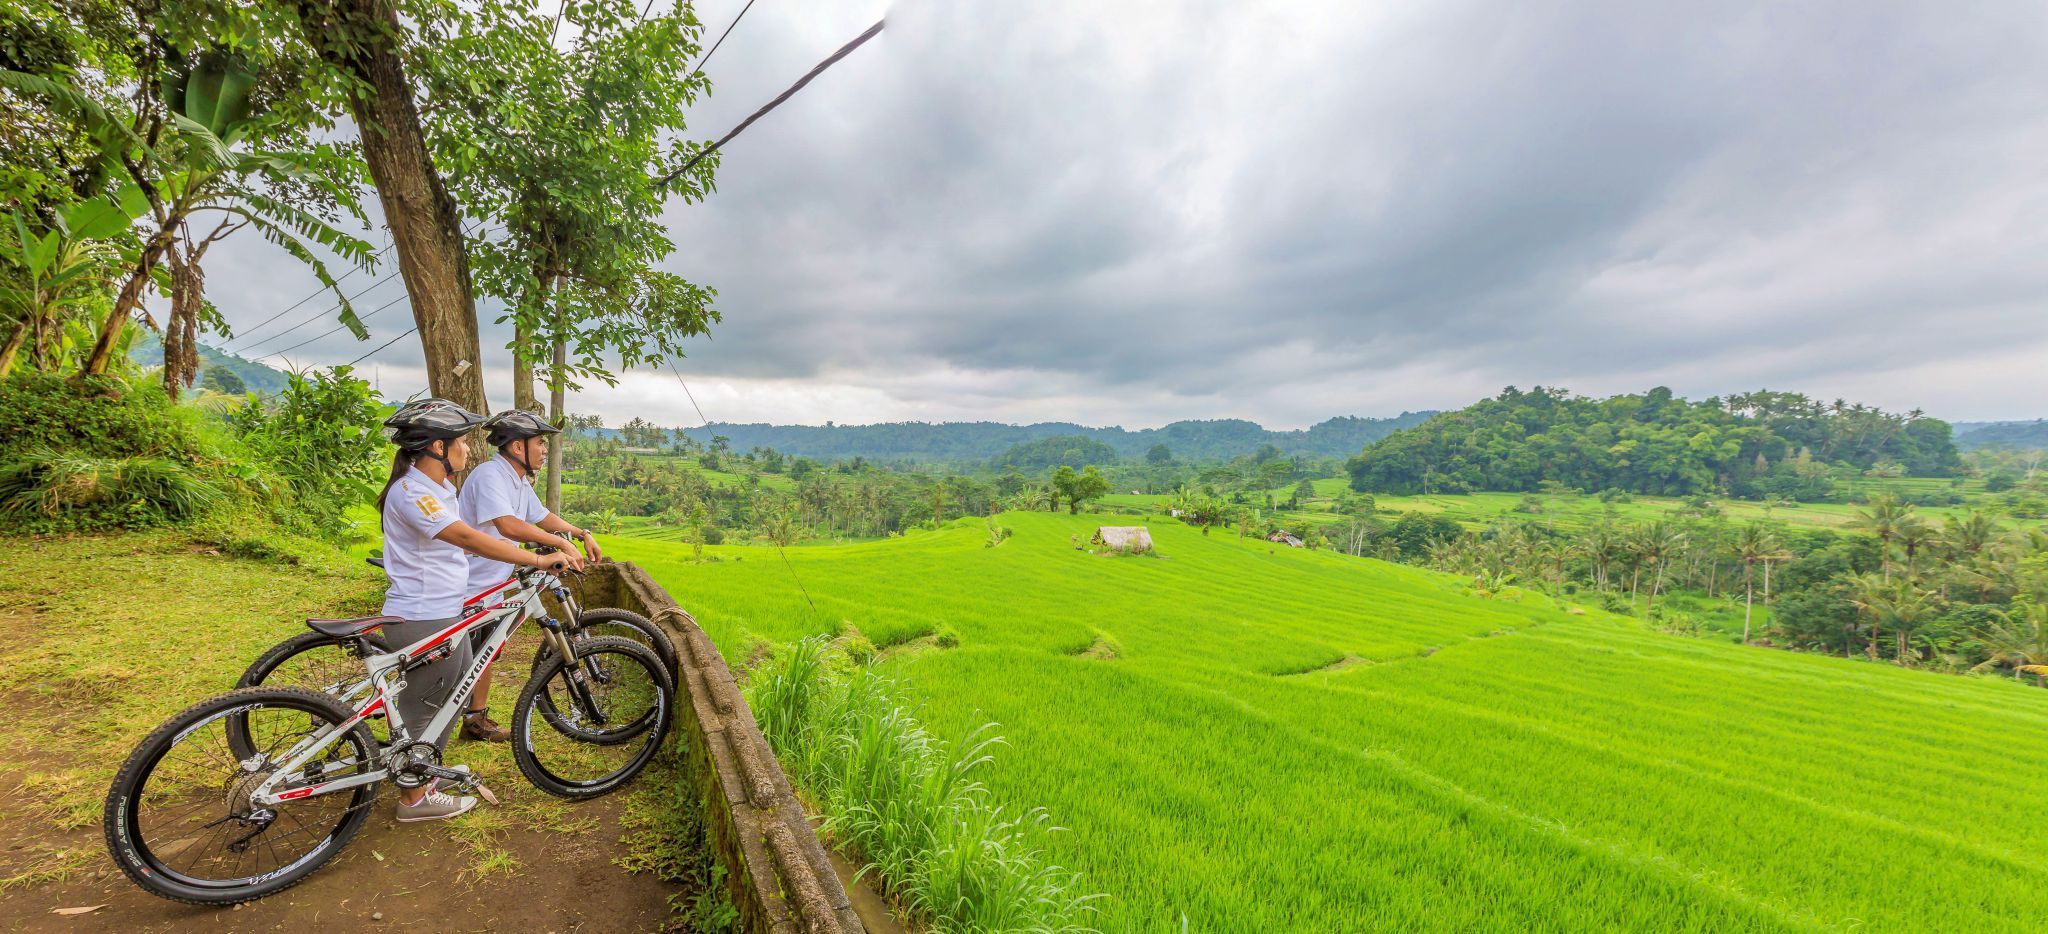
[375,450,414,516]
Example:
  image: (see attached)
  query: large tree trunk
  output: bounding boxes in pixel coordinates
[289,0,486,414]
[1742,564,1755,643]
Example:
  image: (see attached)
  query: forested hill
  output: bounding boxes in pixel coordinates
[1953,420,2048,450]
[129,334,292,395]
[1348,387,1961,498]
[676,413,1435,464]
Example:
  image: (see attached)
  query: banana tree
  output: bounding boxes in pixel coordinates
[2,48,374,391]
[0,186,147,378]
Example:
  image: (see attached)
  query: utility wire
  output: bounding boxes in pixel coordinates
[225,268,400,355]
[227,221,498,357]
[258,290,410,363]
[222,241,398,352]
[343,325,420,368]
[687,0,755,79]
[656,17,884,190]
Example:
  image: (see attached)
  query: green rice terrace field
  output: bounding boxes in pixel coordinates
[604,511,2048,931]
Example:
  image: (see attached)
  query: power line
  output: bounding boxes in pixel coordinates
[225,268,400,355]
[343,325,419,368]
[227,221,498,357]
[656,17,884,190]
[222,241,398,351]
[258,290,411,363]
[687,0,756,79]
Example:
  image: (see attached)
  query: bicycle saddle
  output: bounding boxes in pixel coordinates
[306,615,402,638]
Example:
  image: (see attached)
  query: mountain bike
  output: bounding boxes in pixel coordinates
[103,565,672,905]
[236,549,678,742]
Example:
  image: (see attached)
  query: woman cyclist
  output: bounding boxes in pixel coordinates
[451,409,600,742]
[377,399,573,821]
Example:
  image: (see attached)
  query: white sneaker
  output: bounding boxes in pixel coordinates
[396,789,477,822]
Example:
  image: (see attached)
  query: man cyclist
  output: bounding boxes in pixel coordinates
[377,399,574,821]
[453,409,602,742]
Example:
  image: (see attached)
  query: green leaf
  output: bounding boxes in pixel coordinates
[26,230,59,276]
[63,187,148,241]
[170,113,234,172]
[182,52,258,136]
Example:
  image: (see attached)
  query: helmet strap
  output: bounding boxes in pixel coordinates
[503,440,536,478]
[422,439,457,478]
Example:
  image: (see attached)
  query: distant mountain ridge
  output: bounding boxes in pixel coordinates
[1953,421,2048,450]
[673,413,1436,464]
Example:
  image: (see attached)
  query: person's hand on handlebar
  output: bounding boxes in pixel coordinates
[529,549,578,574]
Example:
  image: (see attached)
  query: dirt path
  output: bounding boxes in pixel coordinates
[2,775,673,932]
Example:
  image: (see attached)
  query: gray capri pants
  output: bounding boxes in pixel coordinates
[377,616,475,749]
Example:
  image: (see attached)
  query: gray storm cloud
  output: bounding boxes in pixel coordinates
[201,0,2048,427]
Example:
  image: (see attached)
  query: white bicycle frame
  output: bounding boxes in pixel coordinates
[246,570,574,809]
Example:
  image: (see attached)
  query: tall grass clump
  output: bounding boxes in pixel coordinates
[0,448,225,522]
[747,636,1101,932]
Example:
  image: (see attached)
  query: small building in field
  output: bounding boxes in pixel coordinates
[1092,526,1154,554]
[1267,530,1304,548]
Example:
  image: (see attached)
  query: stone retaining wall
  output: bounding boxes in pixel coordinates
[575,562,864,934]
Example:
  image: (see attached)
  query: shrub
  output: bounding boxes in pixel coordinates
[0,374,235,533]
[0,449,225,529]
[227,367,385,539]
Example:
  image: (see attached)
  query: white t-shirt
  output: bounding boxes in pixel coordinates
[460,454,551,589]
[380,467,469,620]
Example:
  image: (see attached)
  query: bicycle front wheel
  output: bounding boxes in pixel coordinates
[105,687,380,905]
[512,636,672,799]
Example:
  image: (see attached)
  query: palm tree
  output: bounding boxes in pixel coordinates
[1849,494,1922,582]
[1973,604,2048,686]
[1626,522,1686,617]
[1940,511,2004,561]
[1846,575,1942,665]
[1730,523,1782,643]
[1578,523,1622,592]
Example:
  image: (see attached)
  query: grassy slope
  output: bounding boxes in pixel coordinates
[606,512,2048,932]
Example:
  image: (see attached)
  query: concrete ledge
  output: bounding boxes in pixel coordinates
[575,562,864,934]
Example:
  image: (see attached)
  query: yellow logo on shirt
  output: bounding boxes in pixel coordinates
[415,495,445,519]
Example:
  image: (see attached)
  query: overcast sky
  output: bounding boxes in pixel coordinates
[201,0,2048,429]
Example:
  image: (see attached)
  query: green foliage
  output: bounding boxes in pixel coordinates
[1349,386,1960,499]
[997,434,1119,471]
[197,364,244,394]
[226,366,385,538]
[1049,464,1110,514]
[746,636,1098,931]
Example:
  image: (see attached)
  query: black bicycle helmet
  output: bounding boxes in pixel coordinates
[384,398,487,452]
[483,409,561,448]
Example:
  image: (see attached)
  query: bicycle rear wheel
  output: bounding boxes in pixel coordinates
[230,631,388,758]
[105,687,380,905]
[512,636,671,799]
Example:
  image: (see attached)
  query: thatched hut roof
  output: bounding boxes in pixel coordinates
[1092,526,1154,553]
